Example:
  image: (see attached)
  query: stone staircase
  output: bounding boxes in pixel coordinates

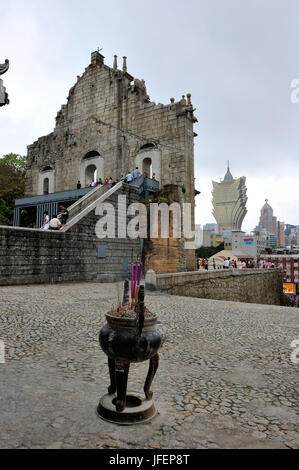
[63,177,159,231]
[65,184,108,223]
[61,182,123,231]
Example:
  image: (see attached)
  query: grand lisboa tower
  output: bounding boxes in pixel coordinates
[212,163,247,233]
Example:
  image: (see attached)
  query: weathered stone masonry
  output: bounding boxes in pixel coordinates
[153,269,283,305]
[25,51,197,207]
[0,185,140,285]
[24,51,198,272]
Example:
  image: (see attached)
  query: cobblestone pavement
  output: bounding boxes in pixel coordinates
[0,283,298,449]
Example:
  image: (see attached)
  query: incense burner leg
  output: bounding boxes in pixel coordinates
[115,360,130,412]
[144,354,159,400]
[108,358,116,395]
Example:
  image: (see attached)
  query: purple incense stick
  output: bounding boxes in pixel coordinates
[131,263,134,304]
[133,262,138,302]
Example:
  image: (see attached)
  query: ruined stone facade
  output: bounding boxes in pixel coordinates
[24,51,198,272]
[25,51,197,211]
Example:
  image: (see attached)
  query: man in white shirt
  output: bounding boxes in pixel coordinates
[49,215,62,231]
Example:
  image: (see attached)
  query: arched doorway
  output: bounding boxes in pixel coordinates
[80,151,104,187]
[142,157,152,178]
[85,164,97,186]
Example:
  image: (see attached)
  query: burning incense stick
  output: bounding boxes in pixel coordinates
[135,263,142,305]
[116,283,121,309]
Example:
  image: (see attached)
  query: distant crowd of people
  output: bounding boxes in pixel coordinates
[198,257,239,270]
[197,257,277,270]
[41,205,69,231]
[76,168,156,190]
[258,259,276,269]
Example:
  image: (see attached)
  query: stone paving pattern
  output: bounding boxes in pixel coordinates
[0,283,298,449]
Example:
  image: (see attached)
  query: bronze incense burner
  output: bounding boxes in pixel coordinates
[97,282,163,424]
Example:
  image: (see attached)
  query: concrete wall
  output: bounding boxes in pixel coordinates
[154,269,283,305]
[0,185,140,286]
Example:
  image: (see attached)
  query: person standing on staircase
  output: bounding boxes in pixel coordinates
[58,205,69,226]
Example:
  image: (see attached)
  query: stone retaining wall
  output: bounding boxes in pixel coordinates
[0,185,140,286]
[154,269,283,305]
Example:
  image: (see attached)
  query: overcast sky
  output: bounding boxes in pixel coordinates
[1,0,298,232]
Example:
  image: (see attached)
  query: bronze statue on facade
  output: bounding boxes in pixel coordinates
[0,59,9,107]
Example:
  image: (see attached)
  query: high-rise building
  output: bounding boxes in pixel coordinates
[259,199,277,235]
[286,226,299,246]
[285,224,296,237]
[258,200,286,248]
[212,163,247,233]
[277,221,286,248]
[253,226,270,251]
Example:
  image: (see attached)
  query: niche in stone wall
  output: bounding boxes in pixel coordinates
[135,145,161,182]
[80,151,104,187]
[142,157,153,178]
[38,168,55,195]
[43,178,49,195]
[85,164,97,185]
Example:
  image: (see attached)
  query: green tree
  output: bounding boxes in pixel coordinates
[0,153,26,225]
[0,153,27,173]
[196,242,224,259]
[0,198,13,225]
